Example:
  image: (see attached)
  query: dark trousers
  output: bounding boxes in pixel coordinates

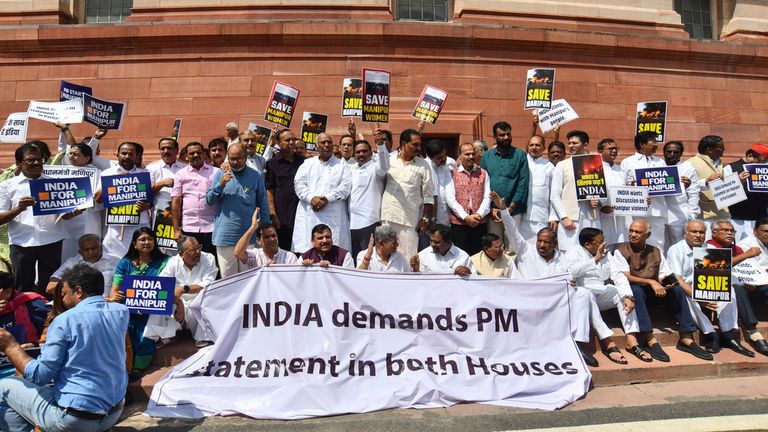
[451,223,486,256]
[183,231,219,279]
[276,225,294,252]
[10,240,62,295]
[735,284,768,329]
[350,222,380,263]
[630,283,698,333]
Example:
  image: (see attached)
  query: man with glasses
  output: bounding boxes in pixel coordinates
[292,133,352,253]
[664,141,701,246]
[265,129,305,252]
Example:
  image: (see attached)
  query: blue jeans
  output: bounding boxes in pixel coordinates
[0,377,123,432]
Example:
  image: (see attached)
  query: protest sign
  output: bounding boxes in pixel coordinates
[146,266,589,419]
[246,122,273,157]
[745,164,768,193]
[301,112,328,152]
[153,203,175,251]
[100,172,152,208]
[709,173,748,210]
[44,165,99,193]
[106,204,140,226]
[537,99,578,134]
[693,247,732,302]
[732,258,768,286]
[524,68,555,110]
[635,101,667,142]
[171,118,182,142]
[362,68,390,123]
[29,177,93,216]
[27,99,83,124]
[634,166,682,196]
[609,186,649,216]
[341,78,363,117]
[572,154,607,201]
[83,94,125,130]
[0,112,28,144]
[123,275,175,315]
[264,81,300,127]
[59,80,92,102]
[412,85,448,125]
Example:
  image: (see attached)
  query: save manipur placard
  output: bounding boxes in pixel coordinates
[123,275,175,315]
[29,177,93,216]
[146,266,590,419]
[412,85,447,125]
[572,154,607,201]
[362,68,390,123]
[524,68,555,110]
[635,101,667,142]
[300,112,328,151]
[341,78,363,117]
[100,172,152,208]
[264,81,300,128]
[693,247,732,302]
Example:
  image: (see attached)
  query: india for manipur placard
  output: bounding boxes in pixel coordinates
[635,101,667,142]
[341,78,363,117]
[100,172,152,208]
[412,85,447,125]
[29,177,93,216]
[264,81,300,128]
[524,68,555,110]
[745,164,768,193]
[362,68,390,123]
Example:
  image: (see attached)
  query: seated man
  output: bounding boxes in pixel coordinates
[471,233,518,278]
[357,226,410,272]
[410,224,474,275]
[47,234,119,298]
[145,236,218,348]
[611,220,710,362]
[234,208,298,268]
[301,224,354,268]
[667,220,753,357]
[0,264,128,432]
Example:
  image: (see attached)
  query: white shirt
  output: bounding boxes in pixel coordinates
[738,236,768,270]
[525,154,555,222]
[619,152,668,218]
[667,161,701,224]
[426,157,456,226]
[0,174,66,247]
[498,210,570,278]
[158,251,218,304]
[148,159,187,207]
[51,253,119,297]
[566,245,632,297]
[245,248,299,269]
[356,249,410,272]
[349,144,389,229]
[666,239,696,285]
[445,164,491,220]
[417,244,474,273]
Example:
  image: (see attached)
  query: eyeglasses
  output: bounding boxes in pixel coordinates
[22,157,43,164]
[68,152,84,158]
[183,245,203,253]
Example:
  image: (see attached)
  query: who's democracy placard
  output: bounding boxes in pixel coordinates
[362,68,390,123]
[634,166,682,196]
[29,177,93,216]
[123,275,175,315]
[412,85,447,125]
[745,164,768,193]
[264,81,300,127]
[101,172,152,208]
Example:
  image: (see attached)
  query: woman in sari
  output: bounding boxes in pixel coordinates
[109,227,168,377]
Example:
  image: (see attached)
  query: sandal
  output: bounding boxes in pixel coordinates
[627,345,652,363]
[602,346,628,365]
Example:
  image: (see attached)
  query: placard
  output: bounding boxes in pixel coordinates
[29,177,93,216]
[106,204,141,226]
[27,99,84,124]
[411,85,448,125]
[524,68,555,110]
[635,101,667,143]
[100,172,152,208]
[709,173,748,210]
[693,247,732,302]
[732,258,768,286]
[171,118,182,142]
[609,186,649,216]
[634,166,682,196]
[264,81,300,128]
[301,112,328,152]
[83,94,125,130]
[0,112,28,144]
[745,164,768,193]
[341,78,363,118]
[59,80,92,102]
[153,203,176,250]
[537,99,579,134]
[362,68,390,123]
[123,275,176,315]
[246,123,273,157]
[572,154,607,201]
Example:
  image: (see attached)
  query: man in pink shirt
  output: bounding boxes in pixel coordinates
[171,142,221,257]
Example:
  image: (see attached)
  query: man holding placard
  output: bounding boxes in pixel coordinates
[686,135,730,219]
[663,141,701,246]
[724,145,768,241]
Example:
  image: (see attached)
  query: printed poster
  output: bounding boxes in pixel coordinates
[59,80,92,102]
[341,78,363,118]
[634,166,683,196]
[411,85,448,125]
[100,172,152,209]
[301,112,328,152]
[0,112,28,144]
[264,81,300,128]
[106,204,141,226]
[246,122,273,157]
[525,68,555,110]
[635,101,667,142]
[572,154,607,201]
[537,99,579,134]
[83,94,126,130]
[153,203,176,251]
[171,118,182,142]
[123,275,176,315]
[609,186,649,216]
[27,99,84,124]
[709,173,748,210]
[693,247,732,302]
[29,177,93,216]
[362,68,390,123]
[744,164,768,193]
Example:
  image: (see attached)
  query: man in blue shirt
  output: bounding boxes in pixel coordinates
[0,263,129,432]
[206,142,272,278]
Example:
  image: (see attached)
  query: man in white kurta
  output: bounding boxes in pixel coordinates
[521,135,555,242]
[349,140,389,259]
[145,236,218,343]
[663,141,701,247]
[47,234,119,298]
[292,133,352,253]
[598,139,630,245]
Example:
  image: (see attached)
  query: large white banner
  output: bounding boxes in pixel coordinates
[146,266,590,419]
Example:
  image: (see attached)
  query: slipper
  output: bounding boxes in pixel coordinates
[602,346,628,365]
[627,345,652,362]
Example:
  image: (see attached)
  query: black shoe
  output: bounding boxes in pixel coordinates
[125,389,134,406]
[750,338,768,356]
[645,342,670,362]
[702,332,720,354]
[578,344,599,367]
[676,340,713,361]
[721,338,755,357]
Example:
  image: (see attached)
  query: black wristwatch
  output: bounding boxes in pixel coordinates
[183,285,190,294]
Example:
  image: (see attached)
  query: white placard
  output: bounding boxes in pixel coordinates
[0,112,28,143]
[709,173,748,210]
[732,258,768,286]
[609,186,649,216]
[146,266,590,419]
[27,99,84,124]
[536,99,579,133]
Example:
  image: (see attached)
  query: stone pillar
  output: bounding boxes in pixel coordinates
[720,0,768,41]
